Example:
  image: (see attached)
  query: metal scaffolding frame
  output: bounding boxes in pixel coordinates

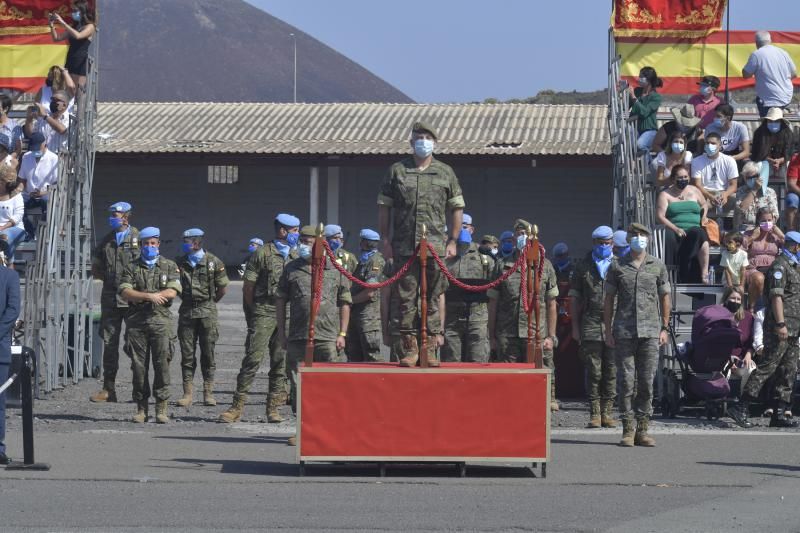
[23,31,99,393]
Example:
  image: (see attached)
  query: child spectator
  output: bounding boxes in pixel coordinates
[721,232,748,290]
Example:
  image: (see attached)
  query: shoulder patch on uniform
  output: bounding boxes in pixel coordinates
[774,271,783,280]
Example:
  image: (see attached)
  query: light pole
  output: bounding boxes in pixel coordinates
[290,33,297,103]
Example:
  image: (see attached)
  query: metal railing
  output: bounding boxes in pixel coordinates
[23,30,98,392]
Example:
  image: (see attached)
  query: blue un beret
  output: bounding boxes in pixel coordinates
[275,213,300,228]
[139,226,160,239]
[324,224,343,238]
[592,225,614,240]
[500,231,514,241]
[462,213,473,225]
[249,237,264,246]
[183,228,204,238]
[613,230,628,247]
[109,201,132,213]
[786,231,800,244]
[360,228,380,241]
[553,242,569,256]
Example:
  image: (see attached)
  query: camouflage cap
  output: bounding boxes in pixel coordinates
[627,222,651,236]
[411,120,437,140]
[480,234,499,245]
[300,225,317,238]
[514,218,533,232]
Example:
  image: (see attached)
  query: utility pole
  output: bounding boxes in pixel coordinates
[290,33,297,103]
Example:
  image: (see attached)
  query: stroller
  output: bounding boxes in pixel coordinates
[661,305,742,420]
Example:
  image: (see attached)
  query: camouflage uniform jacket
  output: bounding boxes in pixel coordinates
[764,253,800,335]
[445,243,495,304]
[604,253,670,340]
[377,156,465,257]
[276,258,353,342]
[351,251,386,331]
[175,251,230,319]
[334,247,358,274]
[488,252,559,337]
[243,241,298,311]
[92,226,140,308]
[118,256,182,327]
[569,252,615,342]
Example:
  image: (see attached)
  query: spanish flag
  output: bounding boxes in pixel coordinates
[0,1,74,94]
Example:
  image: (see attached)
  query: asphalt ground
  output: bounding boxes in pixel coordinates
[2,281,800,531]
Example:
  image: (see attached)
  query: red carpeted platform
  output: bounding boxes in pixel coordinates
[298,362,550,466]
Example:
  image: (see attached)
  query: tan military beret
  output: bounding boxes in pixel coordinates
[627,222,651,236]
[411,120,438,140]
[300,225,317,238]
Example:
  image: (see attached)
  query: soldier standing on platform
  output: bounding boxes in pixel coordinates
[488,219,560,410]
[604,223,671,447]
[325,224,358,273]
[118,227,181,424]
[378,121,465,367]
[90,201,139,403]
[277,225,352,446]
[220,213,300,424]
[174,228,229,408]
[442,226,496,362]
[347,229,386,362]
[570,226,617,429]
[729,231,800,428]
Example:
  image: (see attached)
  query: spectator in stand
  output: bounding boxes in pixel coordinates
[688,75,722,130]
[626,66,663,153]
[0,95,21,158]
[612,230,629,258]
[720,286,755,370]
[656,164,710,283]
[49,0,96,90]
[16,132,59,240]
[23,90,71,154]
[0,166,26,266]
[0,134,17,170]
[742,31,797,118]
[733,161,779,232]
[701,104,751,168]
[690,132,739,214]
[720,232,748,290]
[785,152,800,231]
[751,107,794,186]
[35,66,76,115]
[652,104,701,155]
[654,130,694,188]
[743,207,784,310]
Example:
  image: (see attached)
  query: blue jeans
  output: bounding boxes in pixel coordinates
[637,130,657,152]
[23,197,47,239]
[0,361,7,454]
[0,227,25,261]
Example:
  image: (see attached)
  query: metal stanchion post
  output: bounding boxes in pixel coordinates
[7,347,50,471]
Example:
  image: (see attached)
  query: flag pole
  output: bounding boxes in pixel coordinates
[724,0,731,103]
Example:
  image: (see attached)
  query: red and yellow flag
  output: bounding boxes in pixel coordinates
[0,1,76,93]
[613,0,727,37]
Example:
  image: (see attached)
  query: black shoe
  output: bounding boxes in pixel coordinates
[769,410,799,428]
[728,403,753,428]
[0,452,10,465]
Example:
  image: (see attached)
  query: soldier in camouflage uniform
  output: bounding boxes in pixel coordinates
[90,201,140,403]
[277,225,352,446]
[220,213,300,424]
[488,219,560,410]
[174,228,230,408]
[570,226,617,429]
[478,234,500,265]
[378,121,465,367]
[347,229,386,362]
[325,224,358,274]
[729,231,800,428]
[604,223,671,447]
[118,227,182,424]
[442,226,496,362]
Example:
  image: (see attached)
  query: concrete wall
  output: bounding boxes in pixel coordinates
[93,158,612,265]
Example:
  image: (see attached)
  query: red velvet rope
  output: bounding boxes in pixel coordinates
[322,240,419,289]
[425,242,526,292]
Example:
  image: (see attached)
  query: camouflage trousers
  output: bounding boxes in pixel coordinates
[578,340,617,402]
[615,337,659,421]
[99,305,128,388]
[177,315,218,383]
[389,255,446,338]
[235,311,286,398]
[441,302,490,363]
[496,336,555,399]
[743,333,799,405]
[286,340,341,413]
[346,321,383,362]
[125,323,175,402]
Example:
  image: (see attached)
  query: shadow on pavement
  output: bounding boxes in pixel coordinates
[164,458,298,476]
[154,435,290,444]
[552,438,619,446]
[698,461,800,473]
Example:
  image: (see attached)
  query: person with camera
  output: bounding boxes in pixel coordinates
[23,91,71,155]
[49,1,96,90]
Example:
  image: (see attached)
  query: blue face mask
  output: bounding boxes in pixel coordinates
[630,236,648,252]
[248,244,258,254]
[767,122,781,133]
[413,138,434,158]
[516,234,527,251]
[187,249,205,267]
[181,242,194,254]
[327,239,342,252]
[359,249,377,263]
[108,216,124,230]
[700,85,712,96]
[32,150,43,159]
[555,258,571,270]
[298,243,312,260]
[458,228,472,245]
[274,240,289,258]
[614,246,630,258]
[671,142,684,153]
[72,10,81,23]
[638,76,648,87]
[593,243,612,260]
[141,245,159,262]
[285,232,299,248]
[712,118,724,129]
[501,241,515,256]
[704,143,718,156]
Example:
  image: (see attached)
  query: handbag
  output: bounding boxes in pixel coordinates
[703,218,720,246]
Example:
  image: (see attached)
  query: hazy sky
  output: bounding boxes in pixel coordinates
[247,0,800,103]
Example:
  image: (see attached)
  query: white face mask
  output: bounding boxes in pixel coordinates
[630,236,648,252]
[413,138,434,158]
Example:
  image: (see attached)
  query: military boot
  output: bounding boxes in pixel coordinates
[90,386,117,403]
[219,394,246,423]
[132,400,148,423]
[634,417,656,447]
[619,418,635,447]
[398,334,419,367]
[266,394,284,423]
[728,400,753,428]
[203,381,217,406]
[550,384,560,412]
[586,400,601,428]
[601,400,618,428]
[155,401,170,424]
[175,382,193,407]
[769,406,800,428]
[426,340,440,368]
[287,434,297,446]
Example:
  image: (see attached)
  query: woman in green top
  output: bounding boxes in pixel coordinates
[627,66,663,152]
[656,164,711,283]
